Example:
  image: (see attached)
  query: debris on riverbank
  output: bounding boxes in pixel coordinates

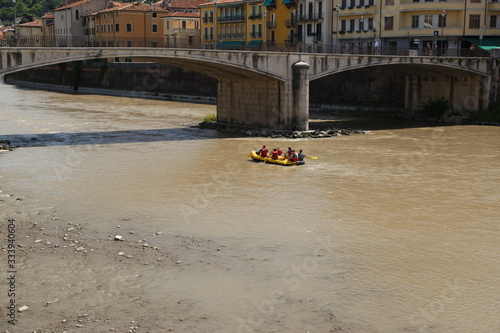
[197,122,365,138]
[0,140,12,151]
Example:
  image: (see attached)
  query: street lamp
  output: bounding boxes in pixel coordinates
[359,16,364,54]
[65,0,69,46]
[12,0,17,46]
[441,10,445,55]
[335,3,340,53]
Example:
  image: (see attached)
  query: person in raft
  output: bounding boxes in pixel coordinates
[285,147,293,159]
[270,148,279,159]
[298,149,306,161]
[276,147,283,156]
[258,145,268,157]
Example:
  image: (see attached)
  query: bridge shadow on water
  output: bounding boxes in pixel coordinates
[2,127,239,149]
[2,115,453,149]
[309,111,454,131]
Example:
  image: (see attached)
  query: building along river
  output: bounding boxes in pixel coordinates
[0,80,498,332]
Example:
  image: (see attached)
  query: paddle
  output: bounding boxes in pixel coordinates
[307,156,318,159]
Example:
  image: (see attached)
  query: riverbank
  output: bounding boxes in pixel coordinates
[1,183,267,332]
[4,78,217,105]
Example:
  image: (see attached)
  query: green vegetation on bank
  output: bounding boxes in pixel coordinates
[469,107,500,123]
[202,113,217,123]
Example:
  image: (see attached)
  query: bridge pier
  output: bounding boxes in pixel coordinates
[217,60,310,131]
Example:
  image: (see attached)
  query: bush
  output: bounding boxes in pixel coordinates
[202,113,217,122]
[422,97,449,118]
[469,107,500,123]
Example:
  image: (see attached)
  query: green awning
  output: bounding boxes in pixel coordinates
[216,41,244,49]
[263,0,275,6]
[467,37,500,51]
[246,40,262,47]
[282,0,292,4]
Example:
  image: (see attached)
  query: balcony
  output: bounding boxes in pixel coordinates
[267,21,276,28]
[249,14,263,20]
[202,17,214,23]
[285,19,297,27]
[298,13,323,21]
[219,15,245,22]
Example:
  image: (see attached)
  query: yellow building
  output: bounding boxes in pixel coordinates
[200,0,266,49]
[200,0,330,51]
[263,0,297,48]
[335,0,500,56]
[162,12,201,48]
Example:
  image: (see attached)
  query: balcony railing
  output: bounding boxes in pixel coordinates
[285,19,298,27]
[219,15,246,22]
[298,13,323,21]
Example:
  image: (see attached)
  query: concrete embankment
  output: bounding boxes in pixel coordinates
[4,77,217,105]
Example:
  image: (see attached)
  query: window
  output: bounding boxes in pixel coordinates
[127,23,132,32]
[471,0,481,3]
[204,27,208,39]
[341,20,346,31]
[385,0,394,5]
[127,41,132,47]
[152,24,158,33]
[412,15,419,28]
[424,15,433,28]
[189,36,193,45]
[307,23,312,35]
[350,19,355,31]
[152,12,157,18]
[182,21,186,29]
[384,16,394,30]
[76,10,79,20]
[470,14,480,28]
[116,24,119,32]
[152,41,158,47]
[368,17,374,29]
[491,15,497,28]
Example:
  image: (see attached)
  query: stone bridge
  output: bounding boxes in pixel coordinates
[1,47,498,130]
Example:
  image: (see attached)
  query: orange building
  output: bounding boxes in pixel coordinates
[85,1,170,48]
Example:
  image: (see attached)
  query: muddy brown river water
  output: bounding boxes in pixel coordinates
[0,81,498,332]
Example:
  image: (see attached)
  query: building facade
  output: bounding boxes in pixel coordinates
[335,0,500,56]
[53,0,110,46]
[17,19,43,47]
[162,12,201,48]
[84,1,170,48]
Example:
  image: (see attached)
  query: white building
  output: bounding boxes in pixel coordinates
[53,0,109,46]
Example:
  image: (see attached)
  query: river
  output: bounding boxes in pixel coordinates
[0,81,498,332]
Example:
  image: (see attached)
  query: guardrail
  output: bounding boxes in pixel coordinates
[0,36,490,57]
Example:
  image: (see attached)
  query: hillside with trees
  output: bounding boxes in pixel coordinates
[0,0,62,25]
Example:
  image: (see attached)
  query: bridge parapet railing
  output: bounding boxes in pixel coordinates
[1,36,490,58]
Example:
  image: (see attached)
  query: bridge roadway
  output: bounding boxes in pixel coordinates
[1,47,498,130]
